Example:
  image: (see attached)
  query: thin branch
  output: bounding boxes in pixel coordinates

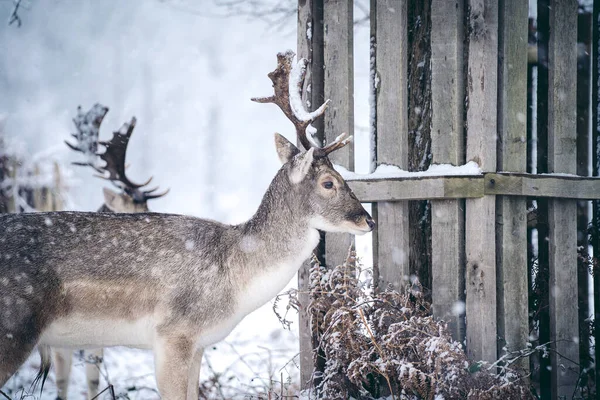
[8,0,23,27]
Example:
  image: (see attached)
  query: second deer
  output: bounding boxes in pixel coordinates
[0,51,374,399]
[55,105,168,399]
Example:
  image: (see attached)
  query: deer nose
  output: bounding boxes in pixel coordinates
[366,217,375,231]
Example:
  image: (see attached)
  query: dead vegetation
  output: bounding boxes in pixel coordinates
[275,249,534,400]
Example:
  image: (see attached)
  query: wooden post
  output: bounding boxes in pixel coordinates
[7,158,17,213]
[465,0,498,363]
[323,1,354,268]
[32,164,44,211]
[370,0,410,291]
[547,0,579,396]
[430,0,465,341]
[52,162,64,211]
[496,0,528,371]
[297,0,324,390]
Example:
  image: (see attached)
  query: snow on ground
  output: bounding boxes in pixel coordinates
[3,299,299,399]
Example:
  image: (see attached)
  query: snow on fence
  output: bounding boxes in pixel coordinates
[297,1,600,398]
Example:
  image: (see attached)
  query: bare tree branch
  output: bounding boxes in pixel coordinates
[213,0,370,30]
[8,0,23,27]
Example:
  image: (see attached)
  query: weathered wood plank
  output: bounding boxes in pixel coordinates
[485,173,600,199]
[322,0,354,270]
[465,0,498,364]
[430,0,466,341]
[348,173,600,201]
[297,0,323,389]
[370,0,409,291]
[7,159,16,213]
[496,0,529,371]
[546,0,579,396]
[33,164,44,211]
[51,162,63,211]
[576,11,592,376]
[592,0,600,393]
[347,175,483,201]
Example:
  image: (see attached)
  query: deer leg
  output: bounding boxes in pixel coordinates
[0,320,40,387]
[186,348,203,400]
[53,348,72,400]
[0,341,36,388]
[85,349,102,400]
[154,335,195,400]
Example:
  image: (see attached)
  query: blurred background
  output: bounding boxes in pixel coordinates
[0,0,372,398]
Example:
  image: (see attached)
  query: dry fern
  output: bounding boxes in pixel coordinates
[300,249,532,400]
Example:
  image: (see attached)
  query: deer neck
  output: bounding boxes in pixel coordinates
[236,169,318,269]
[225,171,318,318]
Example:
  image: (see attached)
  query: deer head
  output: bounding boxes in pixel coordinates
[253,51,374,235]
[66,105,169,212]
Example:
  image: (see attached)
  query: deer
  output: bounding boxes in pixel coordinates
[52,105,169,400]
[0,50,374,400]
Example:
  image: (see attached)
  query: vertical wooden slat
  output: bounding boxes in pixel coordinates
[576,11,592,379]
[592,0,600,393]
[297,0,324,389]
[547,0,579,396]
[7,159,17,213]
[323,0,354,268]
[52,162,63,211]
[496,0,528,371]
[370,0,409,291]
[33,164,43,211]
[297,0,313,389]
[430,0,465,340]
[536,1,552,394]
[465,0,498,363]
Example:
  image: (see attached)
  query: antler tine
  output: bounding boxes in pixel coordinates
[252,50,330,150]
[142,187,170,200]
[321,132,353,155]
[96,116,153,190]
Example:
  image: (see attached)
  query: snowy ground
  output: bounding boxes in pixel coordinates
[2,297,301,399]
[0,0,372,398]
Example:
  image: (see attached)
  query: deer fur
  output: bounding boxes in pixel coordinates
[0,135,373,399]
[52,188,150,400]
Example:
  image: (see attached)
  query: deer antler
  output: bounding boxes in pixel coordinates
[65,104,109,169]
[66,104,169,202]
[97,117,152,189]
[252,50,352,155]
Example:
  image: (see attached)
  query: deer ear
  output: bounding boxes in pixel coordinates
[274,133,300,164]
[102,188,120,212]
[289,147,314,184]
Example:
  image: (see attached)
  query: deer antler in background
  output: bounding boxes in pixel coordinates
[65,103,109,170]
[66,104,169,202]
[251,50,352,155]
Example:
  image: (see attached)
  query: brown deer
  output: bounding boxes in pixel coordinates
[0,51,374,399]
[53,106,168,399]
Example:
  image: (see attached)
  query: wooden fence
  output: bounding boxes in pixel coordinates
[297,1,600,398]
[0,154,65,213]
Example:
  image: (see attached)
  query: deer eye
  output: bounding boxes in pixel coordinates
[322,181,334,189]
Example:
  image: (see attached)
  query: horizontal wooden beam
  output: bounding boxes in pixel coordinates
[347,172,600,201]
[347,175,484,201]
[485,173,600,199]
